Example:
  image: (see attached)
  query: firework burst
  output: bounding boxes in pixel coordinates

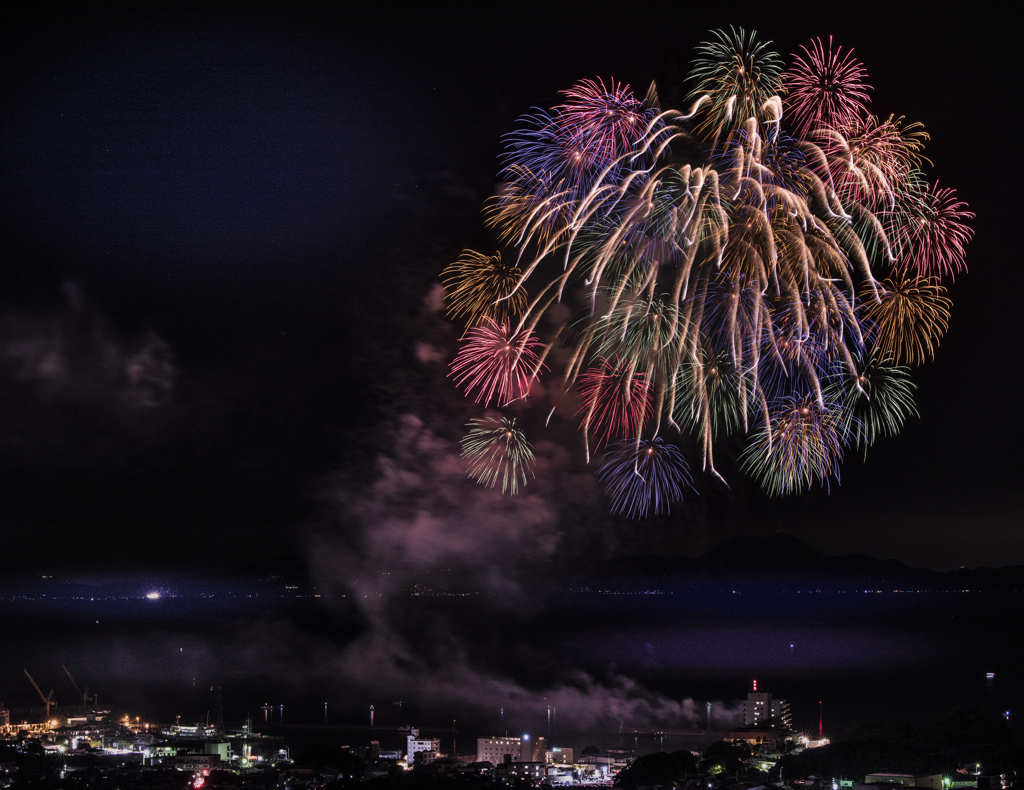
[442,250,528,328]
[785,36,872,140]
[461,416,536,494]
[555,78,655,173]
[740,394,849,496]
[498,78,658,216]
[443,28,973,510]
[575,356,653,458]
[888,181,975,279]
[825,351,918,457]
[598,437,693,519]
[449,318,546,407]
[675,344,746,438]
[861,276,952,366]
[817,114,930,208]
[688,26,784,143]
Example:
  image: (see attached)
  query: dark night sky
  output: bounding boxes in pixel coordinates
[1,2,1021,576]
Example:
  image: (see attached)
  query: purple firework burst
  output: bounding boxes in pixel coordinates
[598,437,693,519]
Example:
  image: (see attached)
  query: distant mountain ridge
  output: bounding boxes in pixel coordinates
[4,535,1022,596]
[589,533,1024,593]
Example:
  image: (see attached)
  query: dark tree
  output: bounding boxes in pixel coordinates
[615,750,698,790]
[701,741,751,773]
[774,739,950,782]
[292,743,366,778]
[935,707,1013,748]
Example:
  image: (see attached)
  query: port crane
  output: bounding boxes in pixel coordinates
[62,665,94,708]
[23,670,56,720]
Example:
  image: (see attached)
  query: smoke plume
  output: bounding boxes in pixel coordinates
[308,413,742,743]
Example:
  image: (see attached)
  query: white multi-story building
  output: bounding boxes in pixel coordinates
[476,736,522,765]
[743,683,792,727]
[475,734,547,765]
[407,730,441,764]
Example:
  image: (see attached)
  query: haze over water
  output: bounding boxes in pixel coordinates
[4,552,1020,756]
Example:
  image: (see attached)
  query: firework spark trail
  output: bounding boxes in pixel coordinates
[442,28,973,508]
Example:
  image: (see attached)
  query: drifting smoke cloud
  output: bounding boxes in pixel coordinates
[316,413,559,602]
[0,284,177,473]
[2,282,173,407]
[2,307,174,410]
[308,413,744,740]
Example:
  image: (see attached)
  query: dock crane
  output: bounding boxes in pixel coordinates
[62,665,93,708]
[24,670,56,720]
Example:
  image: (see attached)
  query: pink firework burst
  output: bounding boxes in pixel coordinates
[890,181,975,279]
[554,78,651,173]
[449,318,546,407]
[785,37,872,141]
[575,355,652,448]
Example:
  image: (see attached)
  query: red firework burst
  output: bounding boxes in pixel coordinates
[575,356,652,448]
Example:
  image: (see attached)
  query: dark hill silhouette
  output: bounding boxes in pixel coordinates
[592,533,1024,593]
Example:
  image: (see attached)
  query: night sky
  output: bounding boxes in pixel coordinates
[2,2,1021,577]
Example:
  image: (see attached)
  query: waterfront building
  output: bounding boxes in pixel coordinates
[725,724,796,747]
[406,729,441,764]
[475,734,547,764]
[744,681,793,728]
[477,736,522,764]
